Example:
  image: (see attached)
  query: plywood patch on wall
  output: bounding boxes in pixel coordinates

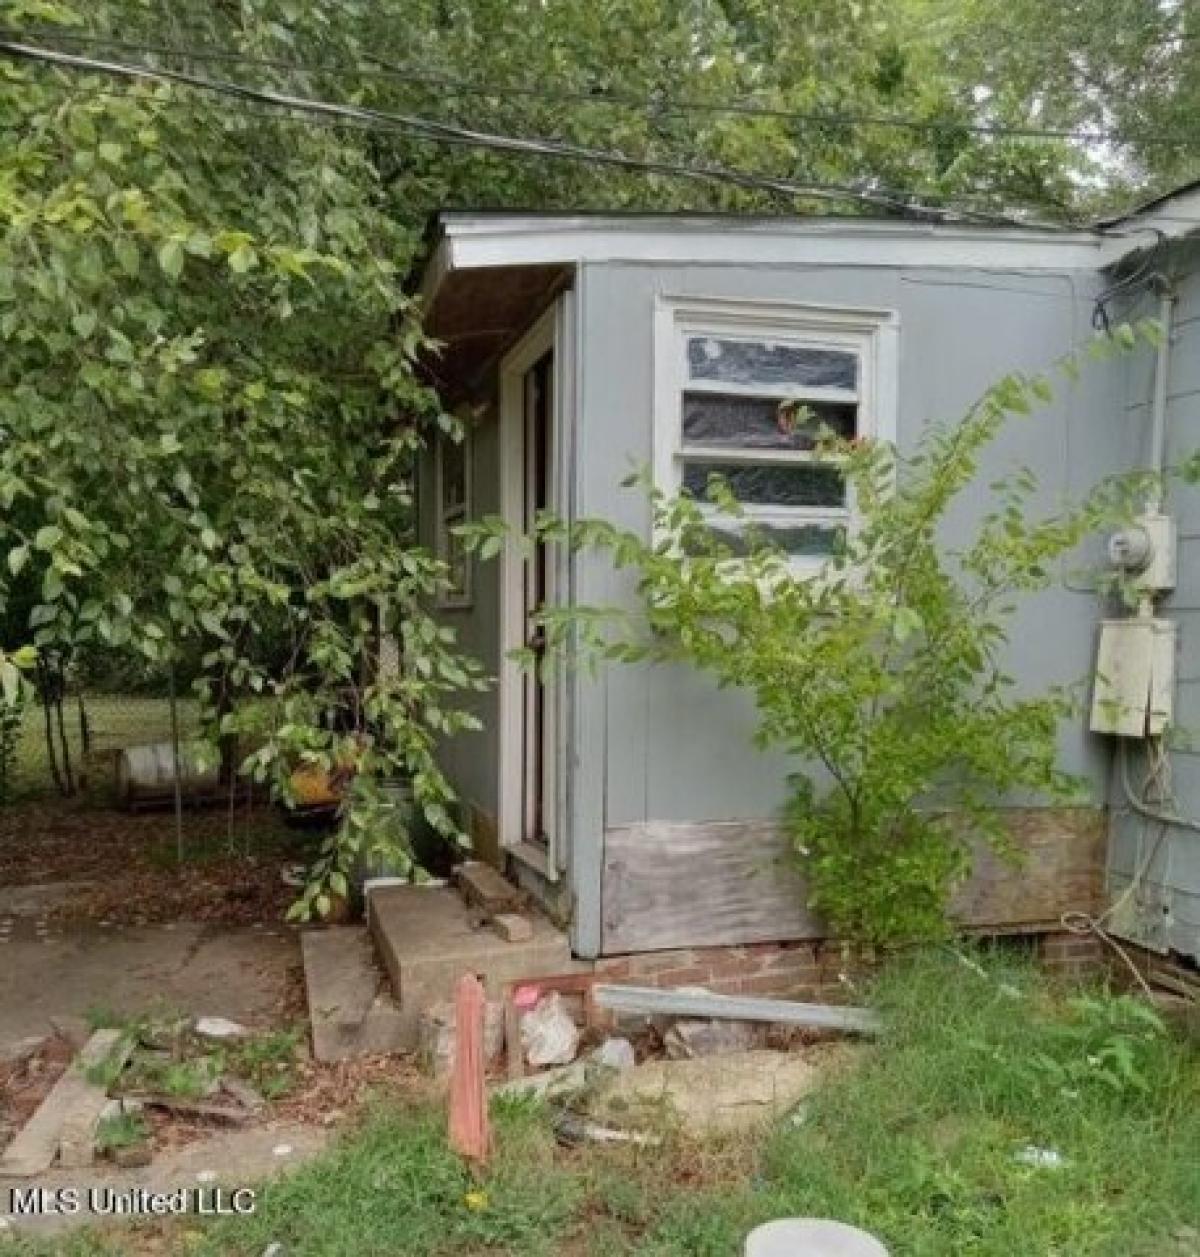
[600,808,1105,955]
[947,806,1105,928]
[602,820,819,953]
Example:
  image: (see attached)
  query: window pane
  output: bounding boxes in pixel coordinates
[702,519,842,558]
[688,337,857,391]
[682,460,844,508]
[441,437,467,511]
[445,527,470,599]
[683,392,856,452]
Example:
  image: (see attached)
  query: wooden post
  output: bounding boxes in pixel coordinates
[448,973,490,1163]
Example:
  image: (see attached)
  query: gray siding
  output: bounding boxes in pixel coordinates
[1108,240,1200,964]
[418,404,503,830]
[570,259,1131,953]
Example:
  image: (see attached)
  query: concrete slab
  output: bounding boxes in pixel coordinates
[0,881,96,917]
[0,923,298,1058]
[300,927,406,1062]
[591,1048,845,1134]
[369,886,575,1047]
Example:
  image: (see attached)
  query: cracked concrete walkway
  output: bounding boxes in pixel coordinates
[0,915,299,1054]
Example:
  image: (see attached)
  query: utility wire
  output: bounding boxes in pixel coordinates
[0,38,1050,226]
[2,24,1186,149]
[32,81,1071,221]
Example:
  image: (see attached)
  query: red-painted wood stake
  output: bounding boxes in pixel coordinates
[448,973,490,1163]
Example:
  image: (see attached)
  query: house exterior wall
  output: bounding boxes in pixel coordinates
[416,399,505,859]
[568,258,1132,956]
[1108,239,1200,966]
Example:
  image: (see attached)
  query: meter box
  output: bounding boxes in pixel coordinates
[1090,617,1176,737]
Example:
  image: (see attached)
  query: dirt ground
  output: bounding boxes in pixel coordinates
[0,797,316,928]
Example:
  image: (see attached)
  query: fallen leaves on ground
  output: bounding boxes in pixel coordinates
[0,797,317,926]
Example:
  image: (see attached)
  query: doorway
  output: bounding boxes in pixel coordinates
[498,298,572,878]
[522,350,555,854]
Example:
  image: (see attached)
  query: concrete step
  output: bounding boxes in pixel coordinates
[299,926,407,1063]
[368,885,576,1050]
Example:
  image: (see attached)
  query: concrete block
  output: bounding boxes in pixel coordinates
[417,999,505,1076]
[1,1029,132,1176]
[369,886,577,1047]
[493,914,533,944]
[300,927,407,1062]
[456,861,523,915]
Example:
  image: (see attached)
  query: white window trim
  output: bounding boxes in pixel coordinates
[653,294,899,572]
[434,426,472,610]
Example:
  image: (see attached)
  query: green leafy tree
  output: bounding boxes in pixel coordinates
[0,0,487,912]
[900,0,1200,208]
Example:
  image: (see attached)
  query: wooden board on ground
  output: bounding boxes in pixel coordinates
[1,1029,132,1176]
[601,809,1105,954]
[593,984,881,1034]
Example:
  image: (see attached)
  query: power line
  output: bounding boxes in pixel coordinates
[1,38,1055,227]
[31,81,1065,223]
[1,24,1180,149]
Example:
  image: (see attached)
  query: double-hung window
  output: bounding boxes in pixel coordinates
[654,296,898,568]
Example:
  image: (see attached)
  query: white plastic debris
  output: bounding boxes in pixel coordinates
[746,1219,890,1257]
[272,1143,293,1158]
[1015,1144,1066,1169]
[262,1244,287,1257]
[590,1037,636,1072]
[520,991,580,1068]
[195,1016,249,1040]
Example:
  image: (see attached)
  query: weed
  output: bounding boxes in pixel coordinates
[95,1111,148,1153]
[130,1053,222,1100]
[82,1036,133,1092]
[228,1027,302,1098]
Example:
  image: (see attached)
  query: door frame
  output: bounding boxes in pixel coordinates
[497,294,574,880]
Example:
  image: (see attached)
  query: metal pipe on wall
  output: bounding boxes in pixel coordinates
[1147,285,1176,512]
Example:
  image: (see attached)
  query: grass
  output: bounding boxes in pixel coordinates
[95,1111,149,1155]
[8,950,1199,1256]
[78,1007,305,1104]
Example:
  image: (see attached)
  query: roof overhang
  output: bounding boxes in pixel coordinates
[417,203,1200,392]
[420,259,571,400]
[423,212,1112,290]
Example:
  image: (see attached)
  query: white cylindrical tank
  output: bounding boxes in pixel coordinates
[116,741,220,808]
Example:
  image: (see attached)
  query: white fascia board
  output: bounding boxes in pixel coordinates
[430,216,1108,282]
